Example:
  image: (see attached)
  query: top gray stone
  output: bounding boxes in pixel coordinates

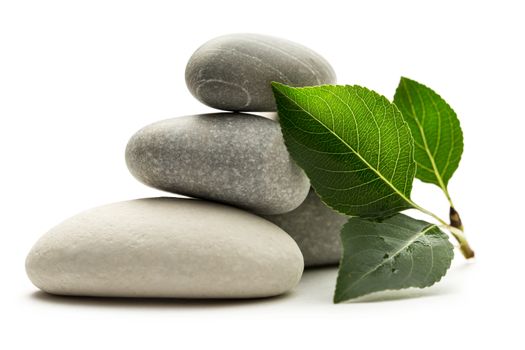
[185,33,337,112]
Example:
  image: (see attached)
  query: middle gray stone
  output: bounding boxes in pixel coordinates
[263,189,347,267]
[125,113,310,215]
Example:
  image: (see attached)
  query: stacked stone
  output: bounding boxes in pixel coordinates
[26,34,345,299]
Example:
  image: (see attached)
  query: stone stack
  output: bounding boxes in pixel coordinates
[26,34,345,299]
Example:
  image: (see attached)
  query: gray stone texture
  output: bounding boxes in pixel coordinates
[26,198,304,298]
[125,113,310,215]
[263,189,347,267]
[185,33,337,112]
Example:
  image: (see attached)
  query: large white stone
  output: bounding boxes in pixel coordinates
[26,198,304,298]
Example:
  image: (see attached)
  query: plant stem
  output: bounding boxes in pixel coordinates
[443,187,465,231]
[412,203,475,259]
[447,226,475,259]
[439,192,473,258]
[449,206,464,231]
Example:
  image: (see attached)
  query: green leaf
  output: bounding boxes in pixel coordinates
[393,77,464,193]
[334,214,454,303]
[272,83,417,218]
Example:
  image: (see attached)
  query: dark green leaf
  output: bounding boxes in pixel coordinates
[334,214,454,303]
[272,83,416,218]
[393,77,464,191]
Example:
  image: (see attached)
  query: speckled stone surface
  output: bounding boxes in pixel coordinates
[185,33,337,112]
[26,197,304,298]
[125,113,310,215]
[262,189,347,267]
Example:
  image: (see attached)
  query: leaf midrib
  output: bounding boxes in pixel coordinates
[401,79,450,198]
[277,86,416,211]
[342,224,436,295]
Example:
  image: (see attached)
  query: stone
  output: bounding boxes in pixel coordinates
[185,33,337,112]
[262,189,347,267]
[26,197,304,298]
[125,113,310,215]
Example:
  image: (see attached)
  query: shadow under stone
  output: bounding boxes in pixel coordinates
[29,290,292,309]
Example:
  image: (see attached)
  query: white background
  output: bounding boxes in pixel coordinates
[1,0,523,349]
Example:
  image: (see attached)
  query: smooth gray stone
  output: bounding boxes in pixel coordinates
[263,189,347,267]
[185,33,337,112]
[126,113,310,215]
[26,198,304,298]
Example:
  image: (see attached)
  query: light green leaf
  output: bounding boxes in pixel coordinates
[334,214,454,303]
[272,83,416,218]
[393,77,464,193]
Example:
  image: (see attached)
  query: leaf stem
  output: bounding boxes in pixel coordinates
[442,188,455,209]
[410,203,448,226]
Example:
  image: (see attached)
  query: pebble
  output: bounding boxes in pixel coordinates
[263,189,347,267]
[26,198,304,298]
[185,33,337,111]
[125,113,310,215]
